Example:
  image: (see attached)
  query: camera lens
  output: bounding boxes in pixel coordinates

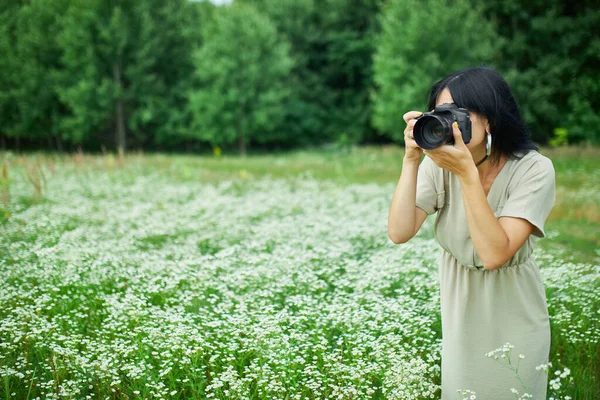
[424,119,444,138]
[413,115,451,149]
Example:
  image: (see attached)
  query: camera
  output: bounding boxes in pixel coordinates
[412,103,472,149]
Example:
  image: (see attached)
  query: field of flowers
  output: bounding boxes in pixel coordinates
[0,149,598,399]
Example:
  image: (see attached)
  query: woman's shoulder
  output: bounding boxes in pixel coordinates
[506,150,555,188]
[509,150,554,173]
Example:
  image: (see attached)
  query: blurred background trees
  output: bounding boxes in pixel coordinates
[189,1,294,156]
[0,0,598,154]
[372,0,496,142]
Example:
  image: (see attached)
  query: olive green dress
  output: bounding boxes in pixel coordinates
[415,151,555,399]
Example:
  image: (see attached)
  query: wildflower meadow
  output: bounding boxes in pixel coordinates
[0,147,598,399]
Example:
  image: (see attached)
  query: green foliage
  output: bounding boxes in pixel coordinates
[549,128,568,148]
[55,0,119,144]
[565,82,600,144]
[480,0,600,144]
[0,0,28,141]
[310,0,385,145]
[236,0,384,146]
[188,2,294,154]
[236,0,326,146]
[371,0,497,142]
[4,0,69,142]
[0,0,598,150]
[55,0,203,148]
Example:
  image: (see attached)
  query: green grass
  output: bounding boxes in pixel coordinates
[0,145,598,399]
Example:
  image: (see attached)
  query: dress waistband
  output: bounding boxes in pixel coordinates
[440,248,536,271]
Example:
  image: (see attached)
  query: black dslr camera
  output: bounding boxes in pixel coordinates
[412,103,472,149]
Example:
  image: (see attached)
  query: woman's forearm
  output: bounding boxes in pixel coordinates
[388,157,421,243]
[459,168,510,270]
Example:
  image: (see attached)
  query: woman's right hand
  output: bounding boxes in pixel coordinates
[403,111,423,162]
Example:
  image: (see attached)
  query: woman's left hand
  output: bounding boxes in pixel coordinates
[423,122,476,179]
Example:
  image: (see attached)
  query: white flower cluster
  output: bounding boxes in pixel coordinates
[456,388,477,400]
[548,367,571,390]
[0,154,594,399]
[457,389,477,400]
[509,387,533,399]
[0,160,445,399]
[534,247,600,346]
[485,342,515,360]
[535,361,553,372]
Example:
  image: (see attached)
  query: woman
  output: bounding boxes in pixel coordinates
[387,66,555,399]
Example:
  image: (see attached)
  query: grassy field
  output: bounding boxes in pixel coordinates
[0,146,598,399]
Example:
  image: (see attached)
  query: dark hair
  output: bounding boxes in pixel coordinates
[426,66,538,165]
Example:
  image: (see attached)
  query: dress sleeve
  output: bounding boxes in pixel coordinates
[498,156,556,238]
[415,155,440,215]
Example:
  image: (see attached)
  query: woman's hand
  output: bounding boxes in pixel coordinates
[423,122,476,179]
[402,111,423,163]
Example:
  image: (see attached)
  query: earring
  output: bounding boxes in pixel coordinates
[486,131,492,156]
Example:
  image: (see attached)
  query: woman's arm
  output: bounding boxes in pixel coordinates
[424,122,537,270]
[388,111,429,244]
[388,158,429,244]
[458,168,535,270]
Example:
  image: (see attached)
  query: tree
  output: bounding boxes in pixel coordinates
[314,0,385,145]
[479,0,600,144]
[237,0,385,147]
[56,0,200,153]
[235,0,328,147]
[371,0,497,142]
[0,0,25,151]
[188,2,294,156]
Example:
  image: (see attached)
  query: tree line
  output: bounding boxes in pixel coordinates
[0,0,597,155]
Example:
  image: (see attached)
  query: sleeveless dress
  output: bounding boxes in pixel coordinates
[415,150,556,399]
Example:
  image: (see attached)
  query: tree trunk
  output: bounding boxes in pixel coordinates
[0,134,5,151]
[15,135,20,154]
[239,106,248,157]
[113,62,126,159]
[56,136,63,153]
[238,131,246,157]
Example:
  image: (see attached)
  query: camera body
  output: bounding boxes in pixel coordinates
[412,103,472,150]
